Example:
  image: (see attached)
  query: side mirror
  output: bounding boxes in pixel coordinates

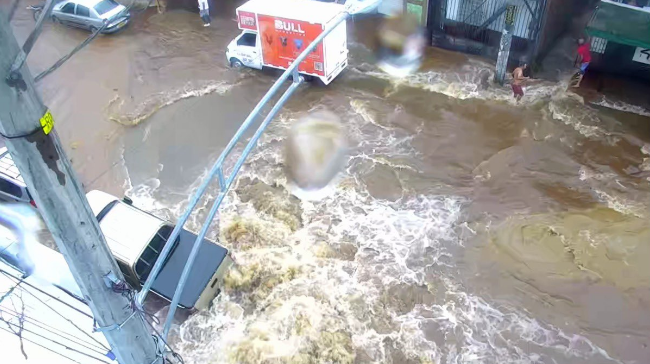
[122,196,133,205]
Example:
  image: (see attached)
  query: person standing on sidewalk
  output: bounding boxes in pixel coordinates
[199,0,211,27]
[573,38,591,88]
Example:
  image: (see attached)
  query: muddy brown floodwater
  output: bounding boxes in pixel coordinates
[7,1,650,363]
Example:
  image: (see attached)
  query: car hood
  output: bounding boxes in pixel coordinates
[98,4,126,20]
[150,229,228,308]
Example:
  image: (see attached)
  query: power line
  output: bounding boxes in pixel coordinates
[34,0,150,83]
[0,324,82,364]
[0,269,93,319]
[0,269,110,351]
[2,317,110,361]
[0,320,111,363]
[0,299,107,352]
[1,305,109,355]
[0,278,22,304]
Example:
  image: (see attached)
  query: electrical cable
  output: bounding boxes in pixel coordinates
[1,305,109,355]
[0,113,44,140]
[0,268,94,319]
[34,0,150,83]
[0,269,110,351]
[1,313,109,358]
[0,127,42,140]
[110,280,185,364]
[0,324,82,364]
[0,278,22,304]
[0,319,111,363]
[1,249,185,363]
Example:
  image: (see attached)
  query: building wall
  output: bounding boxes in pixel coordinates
[592,42,650,82]
[535,0,592,61]
[427,0,543,63]
[443,0,537,39]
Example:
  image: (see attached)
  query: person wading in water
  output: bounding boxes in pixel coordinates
[572,38,591,88]
[511,63,529,103]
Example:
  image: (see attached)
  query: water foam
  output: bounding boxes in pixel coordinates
[120,70,623,364]
[108,80,236,126]
[352,62,562,105]
[548,92,616,141]
[592,97,650,117]
[404,278,622,364]
[579,166,647,218]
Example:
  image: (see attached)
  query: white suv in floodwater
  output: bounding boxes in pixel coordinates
[86,190,233,310]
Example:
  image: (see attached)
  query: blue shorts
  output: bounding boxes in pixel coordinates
[579,62,590,74]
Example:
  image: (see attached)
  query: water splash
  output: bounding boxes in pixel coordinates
[592,97,650,117]
[119,67,629,364]
[352,62,563,105]
[159,99,621,364]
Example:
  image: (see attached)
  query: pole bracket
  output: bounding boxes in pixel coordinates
[94,311,138,333]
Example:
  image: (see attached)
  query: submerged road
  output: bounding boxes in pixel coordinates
[8,1,650,363]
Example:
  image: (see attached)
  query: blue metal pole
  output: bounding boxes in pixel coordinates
[161,77,303,340]
[137,11,350,306]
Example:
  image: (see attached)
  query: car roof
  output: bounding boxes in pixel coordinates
[56,0,104,9]
[0,147,26,187]
[86,190,167,266]
[64,0,104,8]
[237,0,345,25]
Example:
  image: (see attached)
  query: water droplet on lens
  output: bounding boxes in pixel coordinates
[284,110,347,199]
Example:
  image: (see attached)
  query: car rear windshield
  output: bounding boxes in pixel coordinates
[0,178,23,199]
[135,225,178,281]
[94,0,119,15]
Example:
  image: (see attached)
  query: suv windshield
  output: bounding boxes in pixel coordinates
[94,0,119,15]
[135,225,178,281]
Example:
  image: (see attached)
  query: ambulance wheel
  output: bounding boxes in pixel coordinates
[301,74,315,82]
[230,58,243,68]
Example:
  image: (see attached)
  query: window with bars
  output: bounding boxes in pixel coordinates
[590,37,608,54]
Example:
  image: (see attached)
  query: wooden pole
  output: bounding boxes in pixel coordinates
[0,11,158,364]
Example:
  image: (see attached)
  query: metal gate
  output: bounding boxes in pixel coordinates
[430,0,545,60]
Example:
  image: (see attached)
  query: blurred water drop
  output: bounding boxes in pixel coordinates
[375,13,426,77]
[0,204,42,277]
[284,110,347,200]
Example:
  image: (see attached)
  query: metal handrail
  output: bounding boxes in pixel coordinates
[137,0,382,344]
[134,10,357,343]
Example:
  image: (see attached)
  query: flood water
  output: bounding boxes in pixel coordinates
[8,1,650,363]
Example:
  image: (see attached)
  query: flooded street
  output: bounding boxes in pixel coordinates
[8,1,650,363]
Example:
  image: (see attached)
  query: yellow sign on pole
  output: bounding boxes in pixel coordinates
[40,110,54,135]
[505,5,516,27]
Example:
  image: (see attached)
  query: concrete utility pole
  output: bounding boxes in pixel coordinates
[495,4,517,85]
[0,12,158,364]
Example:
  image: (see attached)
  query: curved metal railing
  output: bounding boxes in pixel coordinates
[137,0,381,343]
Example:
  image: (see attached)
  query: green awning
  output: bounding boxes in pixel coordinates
[585,0,650,49]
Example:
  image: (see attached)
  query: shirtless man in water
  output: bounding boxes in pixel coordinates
[511,63,529,102]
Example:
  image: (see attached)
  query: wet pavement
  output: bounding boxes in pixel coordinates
[7,1,650,363]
